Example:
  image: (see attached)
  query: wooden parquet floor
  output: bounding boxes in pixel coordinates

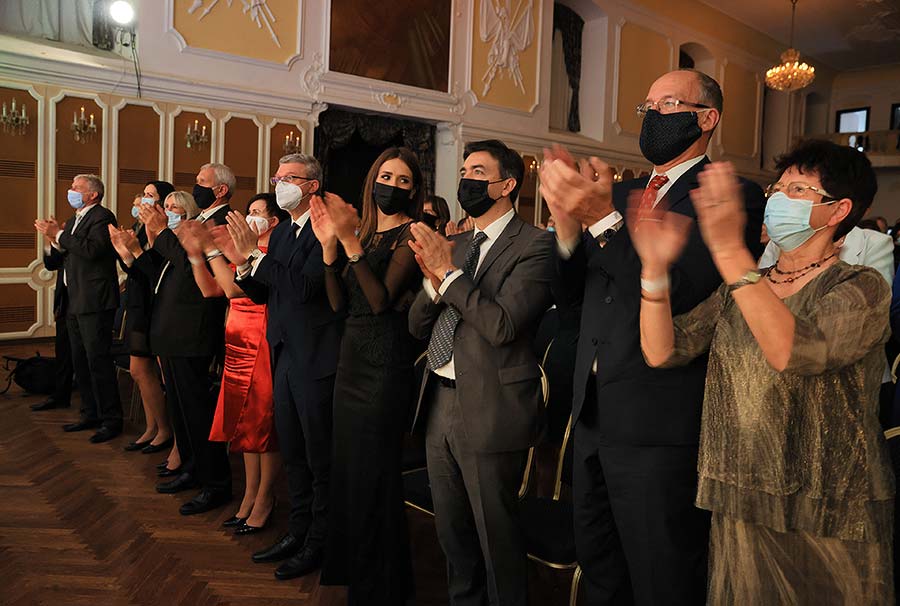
[0,342,574,606]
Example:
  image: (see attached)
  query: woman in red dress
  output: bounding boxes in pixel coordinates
[177,193,288,533]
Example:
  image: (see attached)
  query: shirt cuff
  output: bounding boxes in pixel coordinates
[587,210,625,239]
[438,269,463,296]
[248,252,267,278]
[422,277,439,302]
[557,237,579,260]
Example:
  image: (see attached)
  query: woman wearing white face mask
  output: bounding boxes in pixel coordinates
[629,140,894,603]
[176,193,288,535]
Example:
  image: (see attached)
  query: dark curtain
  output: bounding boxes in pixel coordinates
[314,109,435,206]
[553,4,584,133]
[92,0,116,50]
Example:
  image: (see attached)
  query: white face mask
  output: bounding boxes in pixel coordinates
[275,180,305,211]
[245,214,271,235]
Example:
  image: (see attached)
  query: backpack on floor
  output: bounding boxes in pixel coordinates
[1,354,56,395]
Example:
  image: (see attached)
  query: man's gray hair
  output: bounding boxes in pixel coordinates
[279,153,323,183]
[679,68,723,112]
[74,174,105,202]
[200,163,236,199]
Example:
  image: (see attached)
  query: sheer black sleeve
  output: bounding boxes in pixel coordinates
[352,226,421,315]
[324,255,348,312]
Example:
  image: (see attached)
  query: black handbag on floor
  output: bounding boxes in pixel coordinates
[2,354,56,395]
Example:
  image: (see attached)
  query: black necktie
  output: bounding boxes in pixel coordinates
[426,231,488,370]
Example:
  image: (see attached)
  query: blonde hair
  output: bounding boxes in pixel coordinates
[165,191,201,219]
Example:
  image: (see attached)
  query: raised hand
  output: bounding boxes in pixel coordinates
[108,224,141,263]
[176,220,204,258]
[689,162,747,257]
[211,224,243,264]
[625,189,692,277]
[139,204,167,237]
[224,210,257,264]
[322,192,360,244]
[409,222,455,278]
[309,195,337,246]
[34,217,61,243]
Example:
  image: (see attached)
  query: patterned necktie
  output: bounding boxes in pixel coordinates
[426,231,489,370]
[639,174,669,210]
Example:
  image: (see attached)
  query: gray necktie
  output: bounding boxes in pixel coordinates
[426,231,488,370]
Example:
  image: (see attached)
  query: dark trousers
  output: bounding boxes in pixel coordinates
[161,355,230,493]
[272,345,333,549]
[52,304,73,406]
[573,391,710,606]
[425,381,528,606]
[66,310,122,428]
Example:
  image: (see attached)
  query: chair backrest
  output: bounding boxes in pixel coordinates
[553,412,575,500]
[517,358,550,498]
[533,306,559,360]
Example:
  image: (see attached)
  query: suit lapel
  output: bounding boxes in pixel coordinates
[474,215,522,283]
[658,157,709,213]
[452,230,472,270]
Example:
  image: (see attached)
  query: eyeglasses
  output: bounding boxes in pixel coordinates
[269,175,312,186]
[764,182,835,201]
[636,97,712,117]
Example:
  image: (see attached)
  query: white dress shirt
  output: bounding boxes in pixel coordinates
[423,207,517,380]
[53,203,99,286]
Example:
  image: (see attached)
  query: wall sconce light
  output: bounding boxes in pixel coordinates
[185,119,208,150]
[527,158,539,176]
[283,130,301,155]
[71,106,97,143]
[1,98,29,136]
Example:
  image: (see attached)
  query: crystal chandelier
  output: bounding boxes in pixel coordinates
[1,97,28,136]
[765,0,815,92]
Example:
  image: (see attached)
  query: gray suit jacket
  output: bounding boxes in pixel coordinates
[408,214,555,453]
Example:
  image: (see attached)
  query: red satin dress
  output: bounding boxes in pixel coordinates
[209,249,277,453]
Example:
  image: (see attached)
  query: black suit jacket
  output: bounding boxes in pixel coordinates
[134,206,230,358]
[240,219,343,385]
[558,157,765,446]
[54,204,120,315]
[43,246,68,318]
[408,214,555,453]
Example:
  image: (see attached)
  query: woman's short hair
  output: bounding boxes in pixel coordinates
[246,192,289,223]
[165,191,201,219]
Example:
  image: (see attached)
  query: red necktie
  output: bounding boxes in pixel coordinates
[639,174,669,210]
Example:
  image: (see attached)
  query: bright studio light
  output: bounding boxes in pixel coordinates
[109,1,136,26]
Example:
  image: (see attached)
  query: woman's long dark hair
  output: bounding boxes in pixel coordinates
[358,147,424,247]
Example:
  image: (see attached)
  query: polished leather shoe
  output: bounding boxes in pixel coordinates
[222,515,247,528]
[31,398,69,411]
[89,426,122,443]
[123,439,152,451]
[155,460,171,471]
[141,438,173,454]
[156,472,197,494]
[62,419,101,432]
[157,466,182,478]
[179,489,231,516]
[252,533,304,563]
[274,547,322,580]
[234,516,270,536]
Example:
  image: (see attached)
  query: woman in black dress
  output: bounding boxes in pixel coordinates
[312,147,424,605]
[121,180,174,455]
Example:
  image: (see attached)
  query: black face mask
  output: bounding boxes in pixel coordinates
[192,184,217,209]
[372,182,411,216]
[457,178,504,218]
[638,109,704,167]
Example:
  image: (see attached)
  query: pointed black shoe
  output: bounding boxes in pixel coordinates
[234,515,271,536]
[251,533,303,563]
[141,438,174,454]
[124,439,152,451]
[222,515,247,528]
[157,465,182,478]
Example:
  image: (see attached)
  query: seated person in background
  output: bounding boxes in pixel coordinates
[423,194,451,235]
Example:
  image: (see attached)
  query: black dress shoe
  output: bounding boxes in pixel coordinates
[222,515,247,528]
[274,547,322,580]
[89,426,122,443]
[155,460,171,471]
[157,466,182,478]
[31,398,70,411]
[179,489,232,516]
[141,438,174,454]
[252,533,304,563]
[63,420,101,432]
[156,472,197,494]
[123,439,152,451]
[234,516,270,536]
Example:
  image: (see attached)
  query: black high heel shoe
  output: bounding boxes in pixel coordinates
[234,498,276,536]
[222,515,248,528]
[123,439,153,452]
[141,437,174,454]
[157,465,182,478]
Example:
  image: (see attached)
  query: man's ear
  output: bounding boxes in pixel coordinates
[699,109,720,133]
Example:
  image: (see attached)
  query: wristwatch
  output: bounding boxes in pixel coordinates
[596,219,624,247]
[728,269,762,292]
[348,252,363,264]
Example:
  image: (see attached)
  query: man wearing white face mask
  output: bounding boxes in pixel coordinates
[34,174,123,443]
[215,153,344,580]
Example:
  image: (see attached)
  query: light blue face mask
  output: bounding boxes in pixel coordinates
[165,209,183,230]
[132,198,155,219]
[763,191,836,252]
[67,189,84,209]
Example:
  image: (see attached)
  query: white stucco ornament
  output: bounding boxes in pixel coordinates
[479,0,534,96]
[187,0,282,48]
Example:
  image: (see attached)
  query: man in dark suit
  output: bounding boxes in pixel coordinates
[32,246,73,411]
[219,153,342,580]
[540,70,765,604]
[34,174,122,443]
[408,140,555,606]
[131,165,234,516]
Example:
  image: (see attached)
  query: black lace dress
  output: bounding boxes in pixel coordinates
[321,222,422,605]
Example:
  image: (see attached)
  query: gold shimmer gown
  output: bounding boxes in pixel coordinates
[665,262,895,604]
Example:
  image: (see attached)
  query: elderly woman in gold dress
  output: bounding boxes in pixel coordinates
[630,139,894,604]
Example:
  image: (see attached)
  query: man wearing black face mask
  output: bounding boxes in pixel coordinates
[408,139,554,606]
[540,70,765,605]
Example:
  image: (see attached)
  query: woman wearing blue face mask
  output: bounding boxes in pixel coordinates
[629,139,893,604]
[119,180,176,459]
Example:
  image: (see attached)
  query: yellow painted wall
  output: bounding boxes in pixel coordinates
[616,22,671,135]
[172,0,299,64]
[721,62,760,158]
[472,0,542,112]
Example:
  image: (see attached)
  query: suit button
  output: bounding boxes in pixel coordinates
[458,370,465,376]
[591,338,598,346]
[604,296,613,304]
